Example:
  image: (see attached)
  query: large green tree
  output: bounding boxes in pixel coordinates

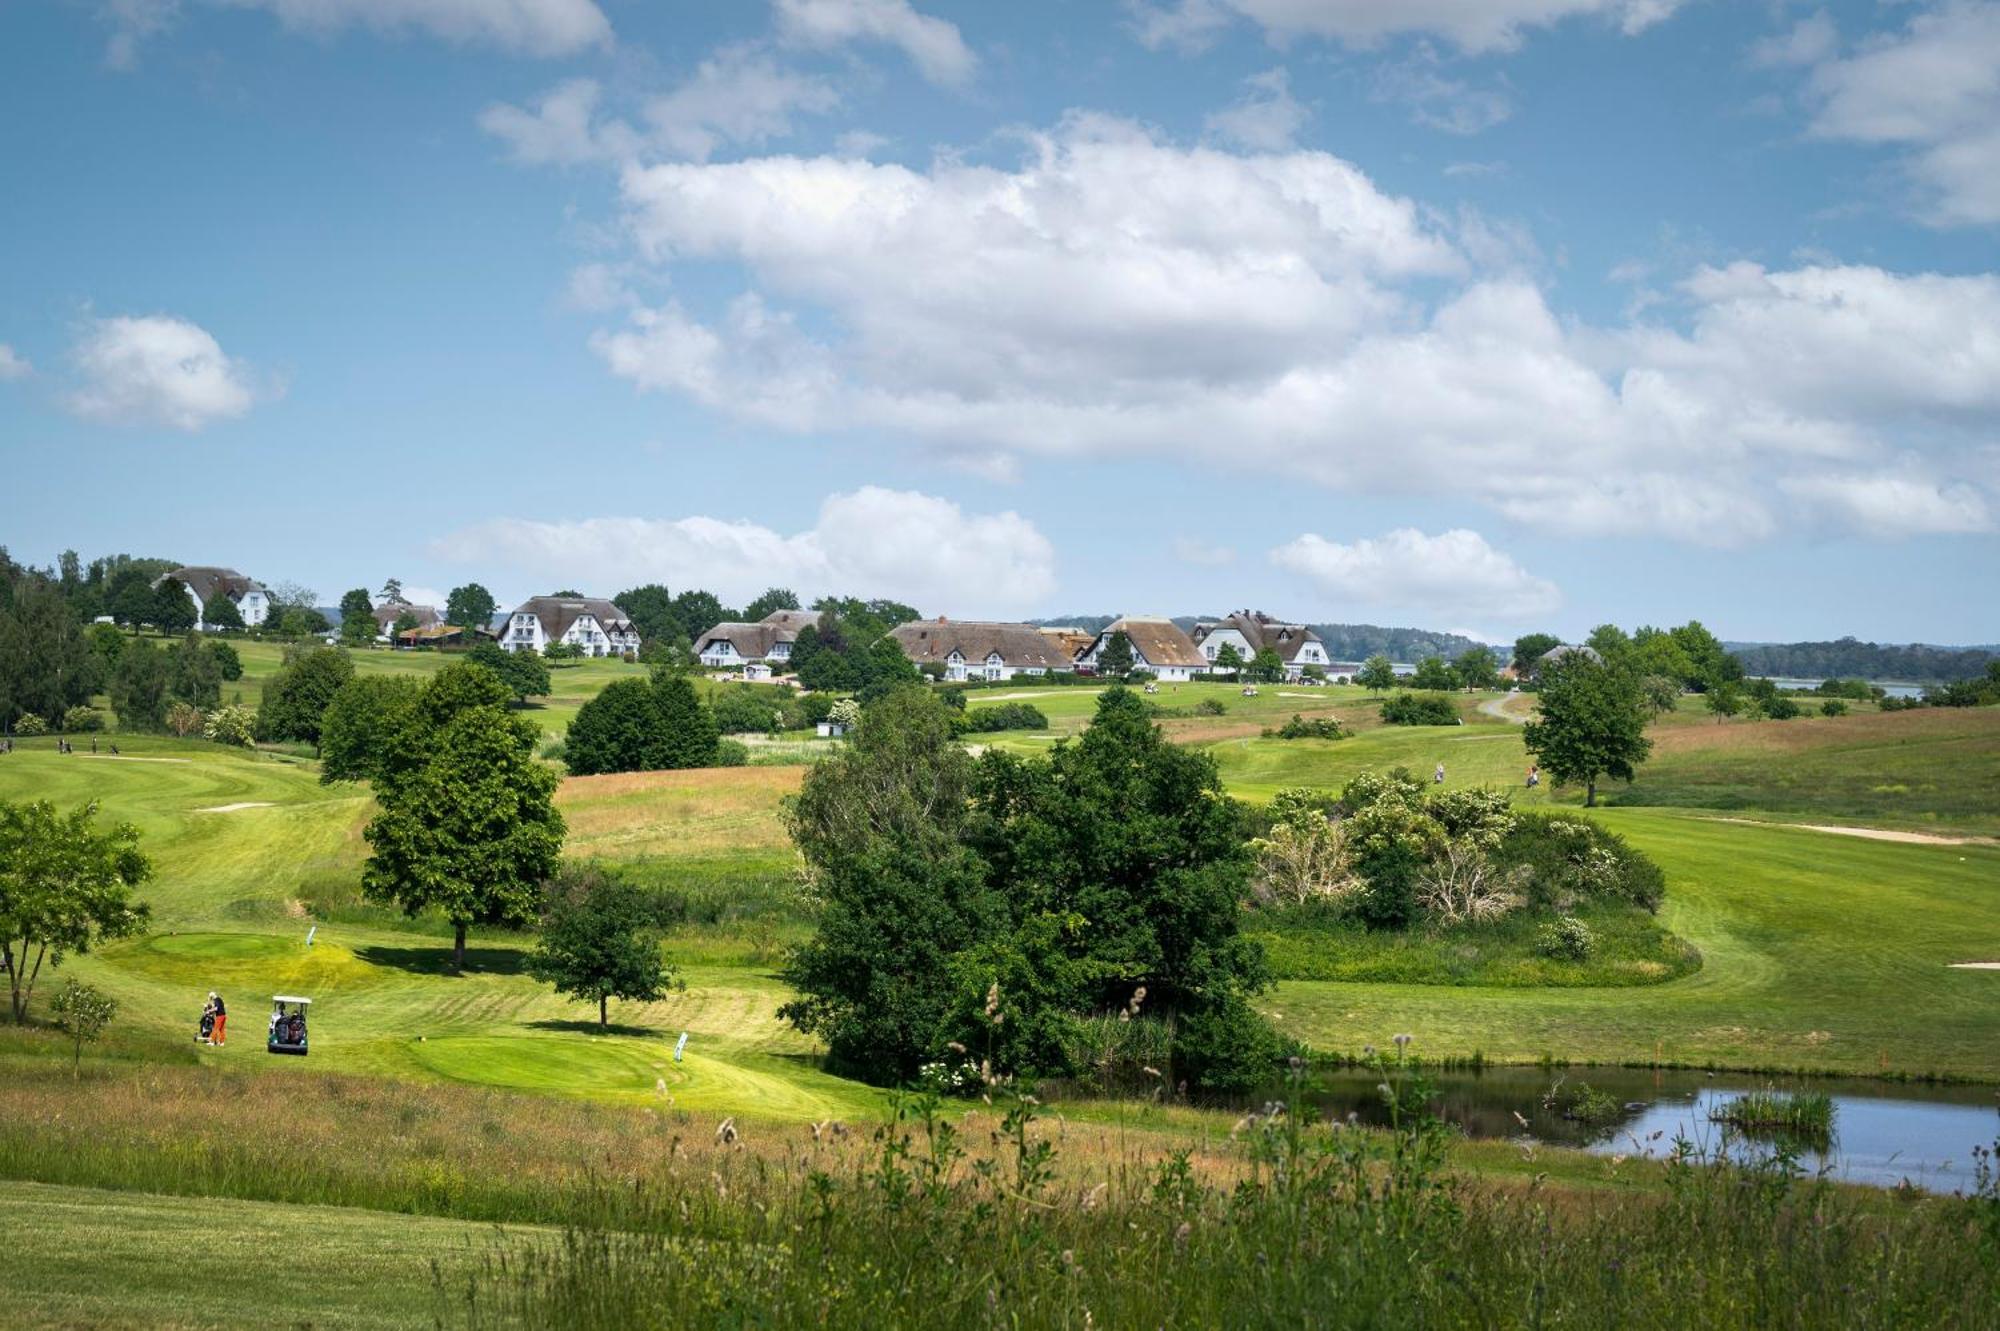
[1522,651,1654,807]
[525,866,680,1027]
[743,587,800,621]
[107,570,157,628]
[0,800,152,1022]
[318,676,423,784]
[165,634,222,710]
[256,646,355,746]
[0,578,96,731]
[1453,646,1501,690]
[613,584,680,645]
[201,593,244,631]
[564,678,669,775]
[1098,631,1135,678]
[1213,642,1244,679]
[1410,656,1455,691]
[654,673,720,769]
[1247,647,1285,684]
[108,639,170,730]
[337,589,376,647]
[467,641,551,703]
[361,685,563,972]
[152,578,197,633]
[1511,633,1562,678]
[445,583,497,634]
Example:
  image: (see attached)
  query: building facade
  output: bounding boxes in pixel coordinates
[498,596,641,657]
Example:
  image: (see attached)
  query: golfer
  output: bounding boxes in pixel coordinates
[209,991,227,1046]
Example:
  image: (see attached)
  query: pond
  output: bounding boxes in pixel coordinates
[1281,1066,2000,1192]
[1760,676,1927,700]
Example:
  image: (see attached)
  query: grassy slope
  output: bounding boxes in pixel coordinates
[0,1180,526,1330]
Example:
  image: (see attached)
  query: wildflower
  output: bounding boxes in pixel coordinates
[1082,1182,1107,1211]
[716,1117,738,1145]
[1512,1110,1531,1130]
[1393,1033,1413,1052]
[1125,985,1147,1019]
[1142,1066,1161,1079]
[985,981,1004,1027]
[1173,1220,1193,1254]
[947,1041,967,1055]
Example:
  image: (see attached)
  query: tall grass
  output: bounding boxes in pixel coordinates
[1713,1089,1837,1144]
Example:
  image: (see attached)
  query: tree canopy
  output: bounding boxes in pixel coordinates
[445,583,496,633]
[743,587,800,621]
[467,641,551,702]
[201,593,244,631]
[1355,655,1397,694]
[0,800,152,1023]
[1511,633,1562,678]
[1522,651,1654,807]
[318,675,424,784]
[1098,631,1135,679]
[525,866,681,1027]
[361,669,564,971]
[256,646,355,746]
[0,577,96,731]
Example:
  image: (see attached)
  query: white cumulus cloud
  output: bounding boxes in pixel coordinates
[1271,528,1562,620]
[432,487,1055,617]
[67,314,258,432]
[0,344,30,381]
[1795,1,2000,227]
[774,0,976,88]
[1204,67,1310,151]
[1782,471,1992,538]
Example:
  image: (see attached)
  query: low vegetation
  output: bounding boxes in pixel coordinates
[1712,1089,1837,1145]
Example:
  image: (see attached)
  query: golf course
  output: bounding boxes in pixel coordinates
[3,659,1998,1327]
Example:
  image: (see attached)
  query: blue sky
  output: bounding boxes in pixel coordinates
[3,0,1997,644]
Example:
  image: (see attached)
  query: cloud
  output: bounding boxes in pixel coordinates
[1795,1,2000,226]
[433,487,1055,616]
[103,0,610,66]
[773,0,976,88]
[0,344,30,381]
[570,114,1998,546]
[1173,537,1237,567]
[481,51,839,167]
[1204,67,1310,151]
[1749,9,1836,69]
[67,314,258,431]
[1371,45,1513,134]
[1782,471,1992,538]
[1271,528,1562,620]
[1129,0,1686,55]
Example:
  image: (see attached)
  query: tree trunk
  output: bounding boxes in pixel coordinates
[1586,780,1597,808]
[453,922,467,974]
[600,994,608,1027]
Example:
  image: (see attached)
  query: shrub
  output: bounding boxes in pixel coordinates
[166,701,205,738]
[60,706,104,733]
[1762,696,1801,720]
[827,698,862,729]
[203,705,256,748]
[1536,915,1596,961]
[1494,812,1665,913]
[1819,699,1847,717]
[1193,697,1227,716]
[716,739,750,767]
[208,640,243,681]
[712,686,782,734]
[958,701,1049,733]
[1265,713,1345,740]
[1379,692,1459,725]
[13,713,47,737]
[1542,1076,1619,1123]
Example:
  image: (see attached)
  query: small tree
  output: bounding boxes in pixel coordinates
[256,646,355,746]
[1512,633,1562,679]
[208,640,243,681]
[153,578,197,633]
[655,673,721,767]
[165,700,205,738]
[338,588,377,647]
[525,867,681,1027]
[827,697,862,729]
[1454,646,1501,691]
[378,578,407,606]
[202,594,244,631]
[1213,642,1244,680]
[565,678,667,776]
[1704,681,1744,723]
[1248,647,1285,684]
[1099,631,1135,678]
[1410,656,1455,691]
[743,587,800,621]
[0,799,152,1023]
[467,641,551,703]
[1356,654,1397,695]
[1523,652,1654,807]
[109,640,169,730]
[392,611,419,640]
[445,583,497,636]
[203,705,256,748]
[49,977,118,1075]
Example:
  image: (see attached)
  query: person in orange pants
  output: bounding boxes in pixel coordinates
[209,991,227,1046]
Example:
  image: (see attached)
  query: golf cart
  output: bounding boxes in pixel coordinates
[267,995,311,1056]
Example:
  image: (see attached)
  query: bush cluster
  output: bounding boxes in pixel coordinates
[1263,713,1345,740]
[954,701,1049,734]
[1379,692,1458,726]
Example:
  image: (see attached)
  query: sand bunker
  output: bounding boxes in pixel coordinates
[1948,962,2000,971]
[195,802,275,814]
[1711,818,1991,847]
[79,755,192,764]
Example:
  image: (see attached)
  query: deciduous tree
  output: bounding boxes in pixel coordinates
[1523,652,1654,807]
[0,799,151,1023]
[525,866,680,1027]
[444,583,496,634]
[1356,654,1397,695]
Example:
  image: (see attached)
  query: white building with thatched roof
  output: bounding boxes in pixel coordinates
[1189,611,1330,681]
[154,566,270,630]
[696,609,819,668]
[890,618,1070,681]
[1076,616,1208,682]
[498,595,640,658]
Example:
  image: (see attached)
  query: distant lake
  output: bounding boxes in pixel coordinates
[1763,676,1926,700]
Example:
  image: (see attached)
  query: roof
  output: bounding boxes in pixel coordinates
[1038,626,1096,659]
[1537,643,1603,670]
[271,995,312,1005]
[891,619,1067,670]
[155,566,263,606]
[696,609,816,658]
[373,603,441,630]
[1190,610,1325,663]
[1096,617,1207,668]
[507,596,637,640]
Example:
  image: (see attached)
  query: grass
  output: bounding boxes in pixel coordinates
[0,1180,537,1330]
[1712,1089,1838,1144]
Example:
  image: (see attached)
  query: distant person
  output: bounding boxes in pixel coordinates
[1527,765,1540,789]
[209,992,227,1046]
[109,743,119,755]
[197,997,215,1044]
[1433,763,1445,784]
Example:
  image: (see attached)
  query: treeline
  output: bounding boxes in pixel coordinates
[1727,637,1997,684]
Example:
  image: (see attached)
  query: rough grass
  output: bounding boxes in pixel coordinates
[1251,902,1700,988]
